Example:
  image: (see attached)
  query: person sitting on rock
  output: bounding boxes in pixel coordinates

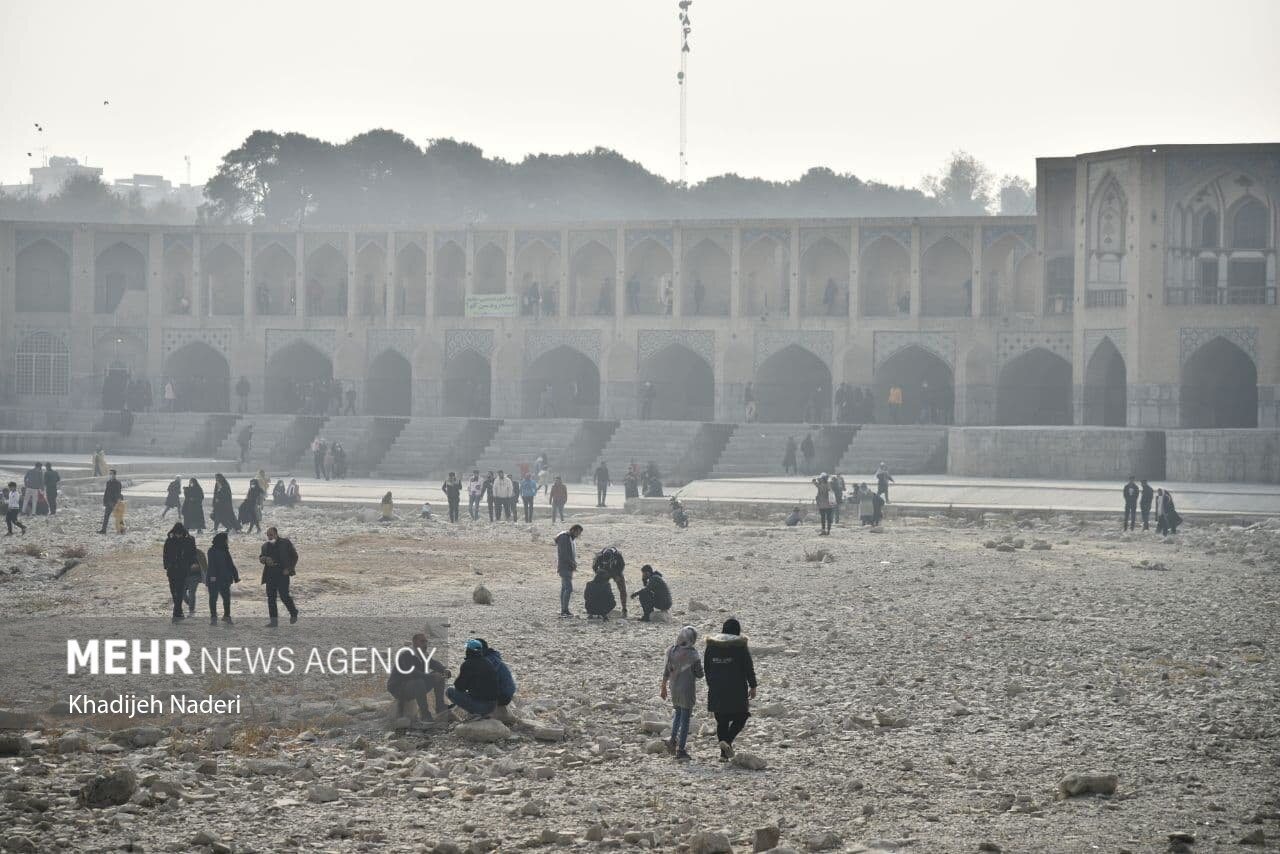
[784,505,803,527]
[388,632,451,722]
[591,546,628,616]
[474,638,517,708]
[445,638,500,719]
[630,564,672,622]
[584,567,618,621]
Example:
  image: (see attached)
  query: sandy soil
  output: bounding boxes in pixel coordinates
[0,484,1277,853]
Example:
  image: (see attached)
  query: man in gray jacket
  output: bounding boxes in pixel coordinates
[21,462,43,516]
[554,524,583,617]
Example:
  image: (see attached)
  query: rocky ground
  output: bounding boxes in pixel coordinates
[0,480,1277,853]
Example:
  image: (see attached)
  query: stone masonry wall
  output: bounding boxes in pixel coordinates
[947,427,1166,481]
[1165,430,1280,484]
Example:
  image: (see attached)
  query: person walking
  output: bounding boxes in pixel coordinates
[467,470,483,521]
[549,475,568,523]
[555,523,582,617]
[1139,479,1154,530]
[344,386,357,415]
[782,436,797,475]
[1122,475,1140,531]
[99,469,122,534]
[211,473,240,533]
[704,618,757,761]
[43,463,60,516]
[639,382,656,420]
[594,462,610,508]
[4,483,27,536]
[1157,489,1182,535]
[20,463,43,516]
[205,531,240,624]
[324,444,336,482]
[813,473,835,535]
[888,385,903,422]
[744,382,757,423]
[161,476,181,518]
[164,380,177,412]
[520,471,538,522]
[312,437,327,480]
[632,564,673,622]
[92,446,108,477]
[875,462,894,503]
[259,526,299,627]
[162,523,198,622]
[800,433,816,475]
[483,471,496,522]
[235,376,250,413]
[441,472,462,523]
[858,482,876,526]
[182,477,206,534]
[239,479,264,534]
[661,625,704,762]
[445,639,500,719]
[183,538,207,617]
[493,470,515,521]
[237,423,253,465]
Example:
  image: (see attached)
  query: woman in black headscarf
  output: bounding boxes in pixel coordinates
[205,531,240,624]
[181,478,205,533]
[238,478,263,534]
[211,473,240,533]
[161,477,181,518]
[162,523,198,623]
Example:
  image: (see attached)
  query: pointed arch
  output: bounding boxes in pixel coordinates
[859,235,909,317]
[444,350,491,417]
[874,346,954,424]
[474,242,507,296]
[625,237,673,316]
[996,348,1072,425]
[639,343,715,421]
[1083,338,1126,426]
[253,242,295,315]
[356,242,387,317]
[366,349,412,416]
[435,241,466,316]
[682,237,731,316]
[921,236,972,317]
[570,239,614,316]
[1180,337,1257,428]
[739,234,789,317]
[756,344,831,423]
[204,243,245,316]
[396,243,428,316]
[515,238,559,316]
[163,243,194,315]
[264,341,333,414]
[15,238,71,313]
[164,341,231,412]
[799,237,849,317]
[523,345,600,418]
[305,243,347,316]
[95,242,147,314]
[1228,196,1270,249]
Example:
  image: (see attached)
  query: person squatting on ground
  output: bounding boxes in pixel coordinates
[661,625,704,761]
[520,471,538,522]
[99,469,122,534]
[387,633,450,722]
[555,524,582,616]
[163,523,199,623]
[5,483,27,536]
[259,526,299,627]
[631,564,672,622]
[205,531,240,624]
[549,476,568,523]
[584,565,617,621]
[704,618,757,760]
[592,546,628,617]
[446,638,500,718]
[1122,475,1140,530]
[813,473,835,535]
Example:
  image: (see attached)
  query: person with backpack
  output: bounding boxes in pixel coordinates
[162,523,198,623]
[205,531,240,625]
[555,524,582,617]
[661,625,704,761]
[519,472,538,522]
[631,564,673,622]
[704,618,757,760]
[446,638,500,718]
[584,567,617,621]
[387,632,451,722]
[476,639,516,707]
[592,546,629,617]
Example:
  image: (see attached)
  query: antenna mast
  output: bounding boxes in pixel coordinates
[678,1,692,185]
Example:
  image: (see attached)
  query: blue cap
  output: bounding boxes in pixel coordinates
[465,638,483,651]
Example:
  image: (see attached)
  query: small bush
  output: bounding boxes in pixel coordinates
[59,545,88,559]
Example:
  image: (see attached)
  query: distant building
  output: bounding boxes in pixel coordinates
[112,174,205,210]
[2,157,204,209]
[1,156,104,198]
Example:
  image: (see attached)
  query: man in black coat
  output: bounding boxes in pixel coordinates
[630,564,672,622]
[1122,475,1140,531]
[594,462,610,508]
[704,618,757,761]
[445,639,499,718]
[387,632,451,721]
[555,524,582,617]
[43,463,60,515]
[162,523,199,623]
[99,470,122,534]
[1139,479,1154,530]
[259,526,299,627]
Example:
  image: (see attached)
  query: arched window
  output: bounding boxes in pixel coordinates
[16,332,70,395]
[1197,210,1219,250]
[1231,197,1269,249]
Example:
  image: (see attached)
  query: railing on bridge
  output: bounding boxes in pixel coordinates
[1164,287,1277,306]
[1085,289,1127,309]
[1044,292,1073,315]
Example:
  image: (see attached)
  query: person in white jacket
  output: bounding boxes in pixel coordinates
[493,470,515,522]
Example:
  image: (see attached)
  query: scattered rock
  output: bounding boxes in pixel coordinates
[0,734,32,756]
[803,830,841,851]
[0,709,37,730]
[643,738,669,755]
[456,718,511,742]
[875,710,910,728]
[307,783,340,803]
[1239,828,1266,846]
[529,724,566,742]
[732,752,768,771]
[688,600,710,612]
[995,544,1016,553]
[753,826,781,853]
[472,585,493,605]
[1057,773,1118,798]
[78,768,138,808]
[689,830,734,854]
[1030,540,1051,550]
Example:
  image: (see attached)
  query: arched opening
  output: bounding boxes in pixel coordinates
[164,342,231,413]
[366,349,412,416]
[639,344,715,421]
[800,238,849,317]
[1180,337,1258,428]
[1045,256,1074,314]
[756,345,832,423]
[1083,339,1127,426]
[204,243,244,316]
[625,238,673,316]
[16,239,71,312]
[516,239,559,316]
[921,237,972,317]
[444,350,491,417]
[94,332,146,409]
[397,243,427,316]
[983,234,1035,316]
[997,348,1072,425]
[1197,209,1220,250]
[523,346,600,418]
[254,242,295,316]
[740,235,789,317]
[859,237,909,317]
[682,238,730,316]
[435,241,465,316]
[15,332,70,396]
[95,242,147,314]
[163,245,193,315]
[356,243,387,317]
[875,347,954,424]
[474,242,507,296]
[265,341,333,414]
[305,244,347,316]
[1230,197,1269,249]
[570,240,614,316]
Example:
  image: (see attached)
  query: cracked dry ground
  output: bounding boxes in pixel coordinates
[0,500,1277,853]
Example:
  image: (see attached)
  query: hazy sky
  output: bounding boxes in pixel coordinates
[2,0,1278,191]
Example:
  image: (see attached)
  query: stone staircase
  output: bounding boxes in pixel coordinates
[213,415,325,472]
[306,416,407,477]
[474,419,618,482]
[0,408,103,432]
[376,418,500,479]
[93,412,222,457]
[837,424,949,476]
[590,421,735,486]
[711,424,856,478]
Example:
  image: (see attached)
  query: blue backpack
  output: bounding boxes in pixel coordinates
[484,648,516,705]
